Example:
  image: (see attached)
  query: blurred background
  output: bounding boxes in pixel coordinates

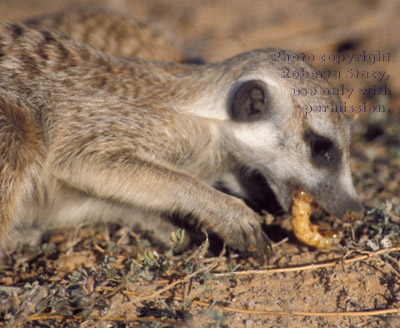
[1,0,399,116]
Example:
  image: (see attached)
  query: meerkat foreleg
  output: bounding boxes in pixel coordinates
[49,149,270,258]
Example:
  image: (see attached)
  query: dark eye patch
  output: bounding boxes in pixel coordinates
[304,131,340,168]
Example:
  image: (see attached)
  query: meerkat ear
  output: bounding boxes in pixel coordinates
[231,80,270,122]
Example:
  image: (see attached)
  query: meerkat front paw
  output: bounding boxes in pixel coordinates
[211,197,272,261]
[226,218,271,262]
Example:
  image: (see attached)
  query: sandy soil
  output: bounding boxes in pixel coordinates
[0,1,399,327]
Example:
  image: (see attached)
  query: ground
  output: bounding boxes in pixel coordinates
[0,1,399,327]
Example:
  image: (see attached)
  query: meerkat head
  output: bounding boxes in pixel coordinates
[225,49,363,218]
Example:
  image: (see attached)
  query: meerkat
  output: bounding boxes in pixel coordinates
[25,7,183,62]
[0,19,363,260]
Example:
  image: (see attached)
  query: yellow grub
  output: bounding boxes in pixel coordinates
[291,190,340,248]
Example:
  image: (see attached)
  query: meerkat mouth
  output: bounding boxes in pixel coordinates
[215,169,284,215]
[309,201,325,220]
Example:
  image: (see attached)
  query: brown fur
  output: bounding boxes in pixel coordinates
[25,7,183,62]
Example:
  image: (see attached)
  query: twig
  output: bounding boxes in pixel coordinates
[214,246,400,277]
[120,290,400,317]
[25,293,400,322]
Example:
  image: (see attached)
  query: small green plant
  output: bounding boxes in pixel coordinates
[24,280,39,290]
[226,262,241,273]
[127,229,186,285]
[363,200,400,247]
[37,242,57,256]
[168,229,185,255]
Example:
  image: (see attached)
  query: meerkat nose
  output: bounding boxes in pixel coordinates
[348,198,364,215]
[338,197,364,218]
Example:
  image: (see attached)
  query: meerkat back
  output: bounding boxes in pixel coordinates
[25,7,184,62]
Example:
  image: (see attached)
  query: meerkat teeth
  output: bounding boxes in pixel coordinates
[291,189,340,248]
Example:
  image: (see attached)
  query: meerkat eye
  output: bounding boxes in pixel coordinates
[312,138,332,162]
[305,132,339,167]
